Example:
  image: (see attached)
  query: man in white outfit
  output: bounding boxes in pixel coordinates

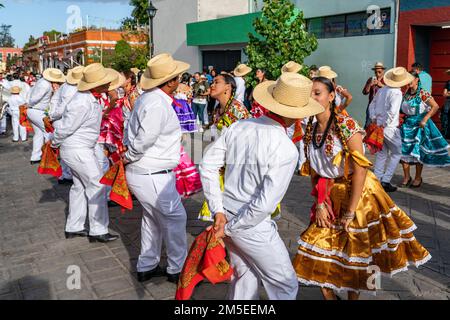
[369,67,414,192]
[123,53,189,284]
[7,86,27,142]
[200,73,324,300]
[0,72,11,135]
[10,73,31,102]
[47,66,84,184]
[51,63,119,242]
[233,64,252,103]
[27,68,65,164]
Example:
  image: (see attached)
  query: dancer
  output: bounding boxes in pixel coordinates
[293,76,431,300]
[318,66,352,115]
[7,86,27,142]
[399,70,450,188]
[200,72,324,299]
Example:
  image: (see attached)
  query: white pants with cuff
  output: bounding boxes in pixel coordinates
[374,127,402,184]
[0,114,6,134]
[9,110,27,141]
[126,170,187,275]
[61,147,110,236]
[27,109,49,161]
[224,216,299,300]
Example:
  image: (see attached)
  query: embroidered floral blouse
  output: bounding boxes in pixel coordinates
[308,114,365,178]
[212,99,251,137]
[401,89,432,116]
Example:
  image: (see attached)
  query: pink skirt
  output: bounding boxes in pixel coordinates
[174,146,203,198]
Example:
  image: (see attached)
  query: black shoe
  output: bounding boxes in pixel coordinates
[137,265,166,282]
[410,178,423,188]
[65,230,88,239]
[58,178,73,185]
[30,160,40,165]
[381,182,397,193]
[166,272,180,284]
[88,233,119,243]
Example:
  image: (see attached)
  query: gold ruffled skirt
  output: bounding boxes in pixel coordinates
[293,171,431,294]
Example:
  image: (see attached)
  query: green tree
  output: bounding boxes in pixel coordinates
[103,39,148,72]
[43,29,62,42]
[129,0,149,26]
[23,35,37,50]
[0,24,15,47]
[244,0,318,87]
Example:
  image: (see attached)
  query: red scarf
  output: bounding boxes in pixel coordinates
[91,90,110,111]
[266,113,303,143]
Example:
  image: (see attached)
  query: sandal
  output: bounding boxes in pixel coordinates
[399,177,412,188]
[410,178,423,188]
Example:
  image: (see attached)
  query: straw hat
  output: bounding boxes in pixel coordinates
[281,61,302,74]
[78,63,118,91]
[43,68,66,83]
[107,69,126,91]
[140,53,190,91]
[130,67,140,75]
[66,66,84,85]
[253,72,324,119]
[318,66,338,79]
[10,86,21,94]
[371,62,386,70]
[383,67,415,88]
[233,64,252,77]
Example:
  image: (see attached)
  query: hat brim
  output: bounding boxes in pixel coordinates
[253,81,325,119]
[371,66,386,70]
[109,73,126,91]
[383,70,415,88]
[321,71,338,79]
[234,67,252,77]
[78,69,118,92]
[281,63,302,74]
[140,61,190,91]
[43,69,66,83]
[66,72,83,85]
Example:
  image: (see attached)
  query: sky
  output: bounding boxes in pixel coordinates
[0,0,134,47]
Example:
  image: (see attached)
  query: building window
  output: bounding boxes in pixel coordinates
[307,8,391,39]
[0,53,3,61]
[7,53,11,59]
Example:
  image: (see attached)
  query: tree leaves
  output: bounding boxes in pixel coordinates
[244,0,318,87]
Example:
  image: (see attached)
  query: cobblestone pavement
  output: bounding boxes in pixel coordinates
[1,131,449,300]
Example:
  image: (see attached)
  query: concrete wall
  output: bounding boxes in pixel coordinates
[153,0,200,73]
[198,0,250,21]
[297,0,396,124]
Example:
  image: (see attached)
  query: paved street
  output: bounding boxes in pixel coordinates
[1,131,450,300]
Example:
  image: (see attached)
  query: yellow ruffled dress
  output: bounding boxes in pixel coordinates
[293,115,431,294]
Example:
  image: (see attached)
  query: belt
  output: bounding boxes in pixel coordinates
[151,169,173,175]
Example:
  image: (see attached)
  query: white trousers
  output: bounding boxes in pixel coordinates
[95,143,111,198]
[126,171,187,274]
[0,114,6,133]
[61,147,109,236]
[374,127,402,183]
[224,217,298,300]
[27,109,49,161]
[53,119,72,180]
[9,110,27,141]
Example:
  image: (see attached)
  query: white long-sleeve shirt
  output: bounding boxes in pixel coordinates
[10,79,31,103]
[1,79,11,103]
[28,78,52,111]
[52,91,102,149]
[49,83,78,122]
[368,86,403,128]
[200,116,299,237]
[7,94,25,112]
[234,76,246,103]
[124,88,181,173]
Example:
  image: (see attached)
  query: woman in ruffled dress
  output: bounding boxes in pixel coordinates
[399,71,450,188]
[198,73,251,221]
[293,76,431,300]
[173,72,197,135]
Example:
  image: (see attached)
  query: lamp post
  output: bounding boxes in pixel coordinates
[147,1,158,58]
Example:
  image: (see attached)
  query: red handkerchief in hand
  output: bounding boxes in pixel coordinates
[364,123,384,154]
[175,229,233,300]
[37,142,62,178]
[100,161,133,211]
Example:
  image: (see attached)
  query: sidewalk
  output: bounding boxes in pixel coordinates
[0,133,449,300]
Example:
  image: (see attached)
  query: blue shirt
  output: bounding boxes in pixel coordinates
[206,74,213,84]
[419,71,432,94]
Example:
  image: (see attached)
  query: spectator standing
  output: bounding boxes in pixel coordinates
[362,62,386,127]
[411,62,432,93]
[192,73,210,132]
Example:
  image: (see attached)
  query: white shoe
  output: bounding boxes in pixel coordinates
[199,127,204,133]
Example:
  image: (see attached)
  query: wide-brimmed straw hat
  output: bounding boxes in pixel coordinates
[233,64,252,77]
[10,86,21,94]
[281,61,302,74]
[66,66,84,85]
[383,67,415,88]
[78,63,118,91]
[318,66,338,79]
[140,53,190,91]
[253,73,324,119]
[43,68,66,83]
[107,69,126,91]
[130,67,140,75]
[372,62,386,70]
